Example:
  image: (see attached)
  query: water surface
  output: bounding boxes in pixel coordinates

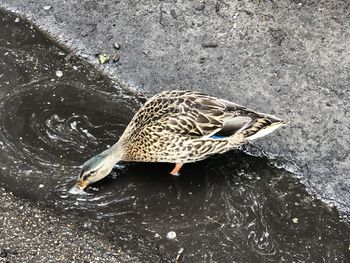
[0,10,349,262]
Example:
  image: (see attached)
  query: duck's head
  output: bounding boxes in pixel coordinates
[69,152,116,194]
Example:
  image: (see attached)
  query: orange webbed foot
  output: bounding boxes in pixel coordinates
[170,163,183,176]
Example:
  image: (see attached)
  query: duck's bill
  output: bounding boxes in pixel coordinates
[68,180,88,195]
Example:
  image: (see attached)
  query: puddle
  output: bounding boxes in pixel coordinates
[0,10,349,262]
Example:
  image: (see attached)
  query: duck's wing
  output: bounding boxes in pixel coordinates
[146,90,283,139]
[126,90,285,141]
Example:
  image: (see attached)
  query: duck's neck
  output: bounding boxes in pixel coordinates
[102,140,124,163]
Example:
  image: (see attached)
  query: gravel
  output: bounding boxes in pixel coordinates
[0,187,138,263]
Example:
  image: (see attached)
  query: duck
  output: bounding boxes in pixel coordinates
[70,90,287,193]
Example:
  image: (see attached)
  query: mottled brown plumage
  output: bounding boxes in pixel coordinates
[118,90,286,163]
[71,90,287,192]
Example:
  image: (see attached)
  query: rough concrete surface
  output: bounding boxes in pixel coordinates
[0,0,349,261]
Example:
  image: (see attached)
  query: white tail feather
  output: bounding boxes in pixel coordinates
[247,122,286,141]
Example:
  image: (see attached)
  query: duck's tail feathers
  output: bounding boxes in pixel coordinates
[242,115,288,141]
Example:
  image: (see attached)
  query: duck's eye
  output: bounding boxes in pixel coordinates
[82,174,89,180]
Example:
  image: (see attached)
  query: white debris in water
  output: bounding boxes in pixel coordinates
[292,217,299,224]
[154,233,160,238]
[166,231,176,240]
[39,184,44,188]
[14,17,20,23]
[43,5,52,10]
[55,70,63,78]
[69,186,85,195]
[83,222,92,228]
[177,247,184,254]
[176,247,184,262]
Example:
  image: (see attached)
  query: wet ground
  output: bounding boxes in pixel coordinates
[0,10,350,262]
[1,0,349,218]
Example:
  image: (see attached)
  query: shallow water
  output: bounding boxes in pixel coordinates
[0,10,349,262]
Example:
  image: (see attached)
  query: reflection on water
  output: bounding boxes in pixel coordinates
[0,10,349,262]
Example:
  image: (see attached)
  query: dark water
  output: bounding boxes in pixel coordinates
[0,10,349,262]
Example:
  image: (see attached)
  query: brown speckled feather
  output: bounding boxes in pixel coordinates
[118,90,286,163]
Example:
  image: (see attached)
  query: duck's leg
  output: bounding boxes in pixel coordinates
[170,163,183,176]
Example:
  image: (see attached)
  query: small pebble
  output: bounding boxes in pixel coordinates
[202,42,218,48]
[215,2,220,13]
[43,5,52,10]
[113,42,120,50]
[14,17,20,23]
[292,218,299,224]
[39,184,44,188]
[170,9,177,19]
[194,3,205,11]
[112,53,120,63]
[81,31,89,37]
[166,231,176,240]
[55,70,63,78]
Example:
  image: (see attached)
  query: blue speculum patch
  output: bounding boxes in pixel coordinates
[210,135,225,139]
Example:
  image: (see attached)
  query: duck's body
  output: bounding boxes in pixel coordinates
[118,90,285,164]
[71,90,287,192]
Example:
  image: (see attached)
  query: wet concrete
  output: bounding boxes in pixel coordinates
[1,0,349,218]
[0,8,350,262]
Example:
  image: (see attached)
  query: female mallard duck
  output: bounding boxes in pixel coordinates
[71,90,287,192]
